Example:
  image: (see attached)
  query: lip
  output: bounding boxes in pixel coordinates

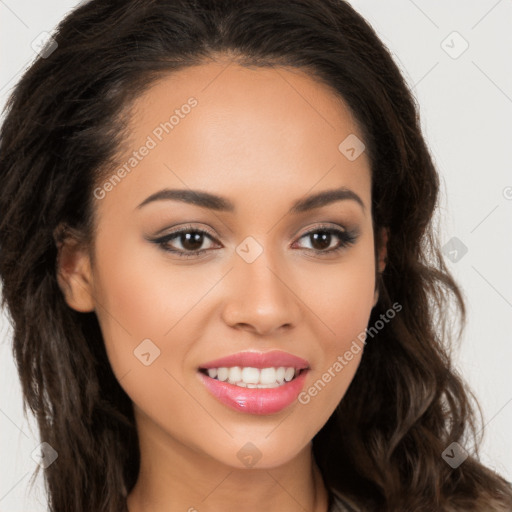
[198,368,309,415]
[198,350,310,370]
[197,350,311,414]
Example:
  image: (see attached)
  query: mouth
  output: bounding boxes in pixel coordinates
[197,350,310,415]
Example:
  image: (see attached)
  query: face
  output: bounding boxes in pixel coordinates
[57,59,387,470]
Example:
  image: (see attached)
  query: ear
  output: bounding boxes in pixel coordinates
[373,226,389,307]
[54,224,95,312]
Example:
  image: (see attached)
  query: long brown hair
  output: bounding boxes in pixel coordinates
[0,1,511,511]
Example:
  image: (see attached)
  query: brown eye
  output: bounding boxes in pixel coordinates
[293,226,358,255]
[308,230,335,251]
[152,227,219,258]
[149,224,358,259]
[175,231,207,252]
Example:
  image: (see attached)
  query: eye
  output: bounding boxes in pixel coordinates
[292,225,358,256]
[150,225,218,259]
[148,223,358,259]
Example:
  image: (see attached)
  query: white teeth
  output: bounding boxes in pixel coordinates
[260,367,277,384]
[216,367,229,382]
[203,366,301,387]
[228,366,242,383]
[241,367,260,384]
[284,367,295,382]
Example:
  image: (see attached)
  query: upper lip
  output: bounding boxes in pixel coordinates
[198,350,310,370]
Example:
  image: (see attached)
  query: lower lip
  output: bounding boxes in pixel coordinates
[198,370,309,415]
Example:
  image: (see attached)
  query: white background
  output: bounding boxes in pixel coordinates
[1,1,511,510]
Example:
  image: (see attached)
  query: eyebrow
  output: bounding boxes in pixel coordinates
[136,186,365,214]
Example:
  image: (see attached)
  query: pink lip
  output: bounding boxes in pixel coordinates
[197,350,311,414]
[198,350,310,370]
[198,369,309,415]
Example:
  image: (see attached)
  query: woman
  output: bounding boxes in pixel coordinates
[0,1,510,511]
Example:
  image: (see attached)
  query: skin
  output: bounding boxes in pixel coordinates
[56,58,388,512]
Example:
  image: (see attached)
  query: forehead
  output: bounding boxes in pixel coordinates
[127,60,364,149]
[98,60,371,216]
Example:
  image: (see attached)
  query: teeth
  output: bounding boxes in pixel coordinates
[203,366,301,387]
[284,367,295,382]
[217,367,229,382]
[228,366,242,384]
[241,367,259,384]
[260,367,277,384]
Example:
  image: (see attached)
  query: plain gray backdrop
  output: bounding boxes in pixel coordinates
[1,1,511,510]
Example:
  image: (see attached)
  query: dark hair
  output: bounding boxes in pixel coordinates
[0,1,511,511]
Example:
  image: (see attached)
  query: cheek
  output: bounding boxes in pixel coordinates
[305,236,376,344]
[92,222,209,337]
[89,234,202,440]
[89,228,189,387]
[316,264,375,333]
[297,239,375,412]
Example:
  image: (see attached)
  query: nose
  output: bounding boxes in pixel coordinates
[220,245,301,337]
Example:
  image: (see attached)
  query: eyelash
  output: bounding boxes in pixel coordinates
[150,223,358,259]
